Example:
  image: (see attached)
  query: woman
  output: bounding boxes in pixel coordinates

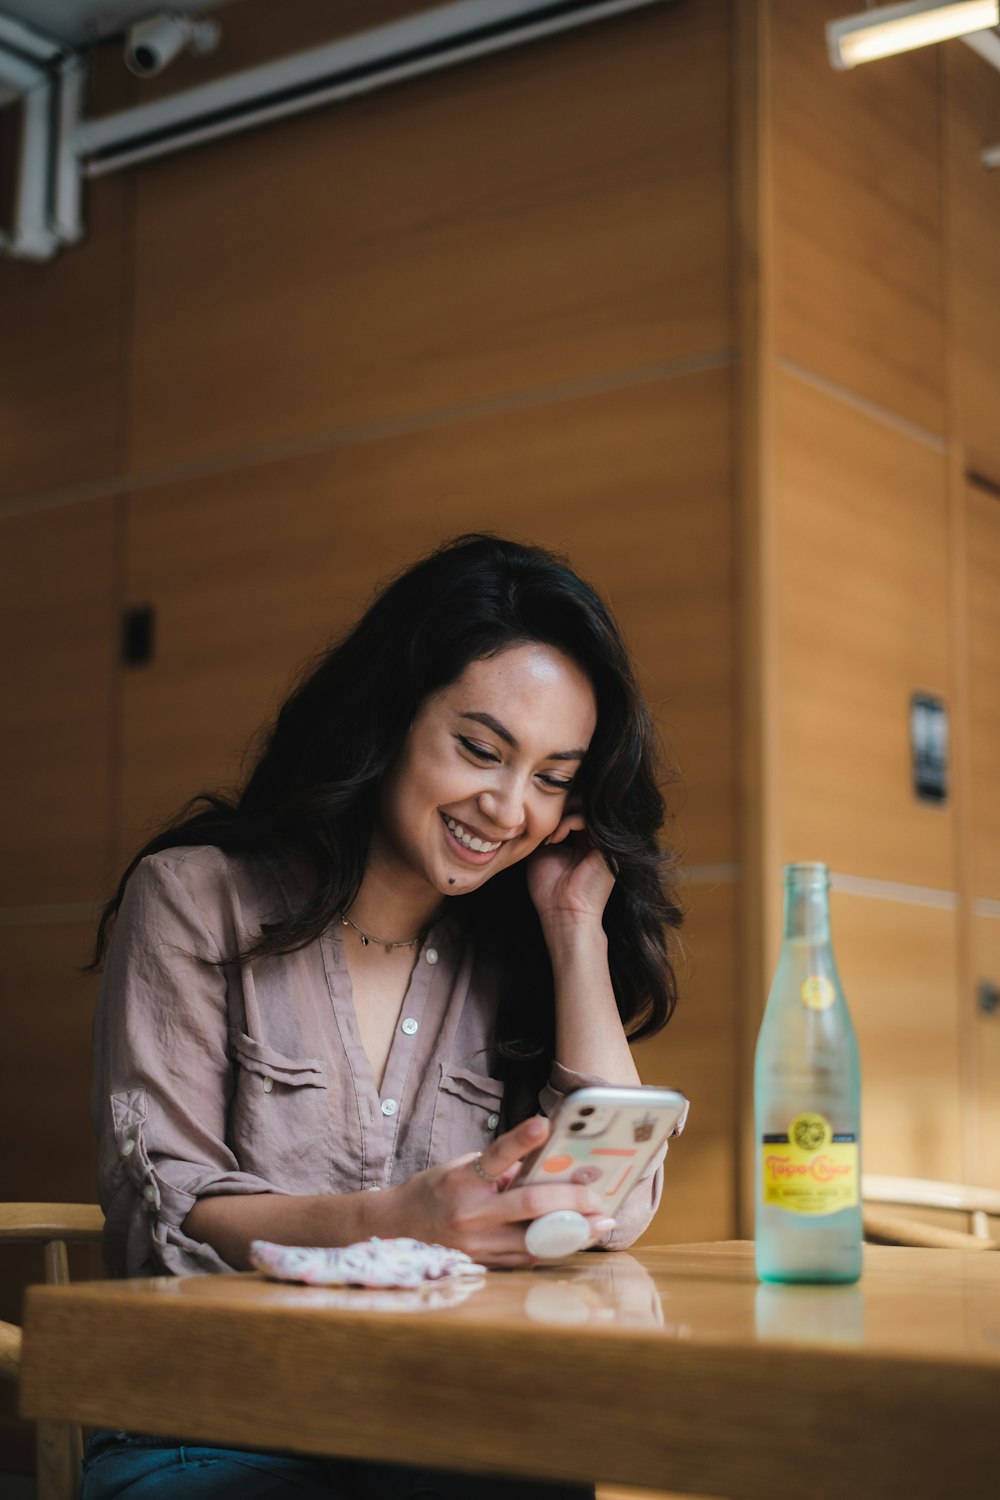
[84,534,683,1499]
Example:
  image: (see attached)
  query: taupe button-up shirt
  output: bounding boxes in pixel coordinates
[92,847,666,1276]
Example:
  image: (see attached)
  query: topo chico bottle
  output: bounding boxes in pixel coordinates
[754,862,862,1283]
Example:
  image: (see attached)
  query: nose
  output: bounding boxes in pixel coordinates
[476,783,526,837]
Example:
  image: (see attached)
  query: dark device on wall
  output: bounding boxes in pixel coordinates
[910,692,948,805]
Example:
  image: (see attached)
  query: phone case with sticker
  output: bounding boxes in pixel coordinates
[513,1085,690,1216]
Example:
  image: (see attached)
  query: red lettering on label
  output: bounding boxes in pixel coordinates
[764,1153,853,1184]
[809,1154,851,1182]
[765,1155,807,1180]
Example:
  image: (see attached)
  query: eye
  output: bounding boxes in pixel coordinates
[537,772,575,792]
[457,736,501,764]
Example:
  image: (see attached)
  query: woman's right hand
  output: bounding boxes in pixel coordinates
[387,1115,616,1268]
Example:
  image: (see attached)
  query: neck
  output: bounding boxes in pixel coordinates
[350,860,444,943]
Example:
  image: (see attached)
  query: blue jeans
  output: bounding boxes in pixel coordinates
[81,1430,597,1499]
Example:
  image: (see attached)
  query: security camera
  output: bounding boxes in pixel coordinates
[125,13,220,77]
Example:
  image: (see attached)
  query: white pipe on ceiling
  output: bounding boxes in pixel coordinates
[76,0,671,176]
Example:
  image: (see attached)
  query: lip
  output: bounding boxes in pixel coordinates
[439,812,507,865]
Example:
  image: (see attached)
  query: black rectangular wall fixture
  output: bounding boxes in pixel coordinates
[910,691,948,805]
[122,604,155,666]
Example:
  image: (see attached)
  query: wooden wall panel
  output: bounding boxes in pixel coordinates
[945,44,1000,485]
[770,0,945,435]
[0,178,129,502]
[970,913,1000,1188]
[127,0,731,471]
[965,481,1000,1190]
[966,482,1000,901]
[0,499,118,906]
[0,924,100,1201]
[0,923,104,1469]
[634,880,738,1245]
[774,371,953,888]
[831,893,963,1182]
[118,369,735,869]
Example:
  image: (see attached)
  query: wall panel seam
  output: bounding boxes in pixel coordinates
[775,357,948,455]
[829,872,957,910]
[0,350,737,521]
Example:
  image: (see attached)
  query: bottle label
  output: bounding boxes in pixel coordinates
[761,1112,858,1215]
[801,975,835,1010]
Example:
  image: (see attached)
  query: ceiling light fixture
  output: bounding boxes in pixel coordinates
[827,0,999,69]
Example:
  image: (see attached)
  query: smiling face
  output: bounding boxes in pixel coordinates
[369,642,598,905]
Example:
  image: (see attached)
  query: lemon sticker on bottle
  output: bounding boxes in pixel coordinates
[801,975,835,1010]
[788,1113,831,1152]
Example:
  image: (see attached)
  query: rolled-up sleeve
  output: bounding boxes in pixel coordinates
[93,854,283,1276]
[539,1060,676,1252]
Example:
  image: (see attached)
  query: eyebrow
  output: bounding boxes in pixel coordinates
[459,711,588,762]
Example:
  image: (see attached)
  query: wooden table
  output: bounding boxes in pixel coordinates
[19,1241,1000,1499]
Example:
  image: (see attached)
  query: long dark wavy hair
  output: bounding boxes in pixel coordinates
[90,534,683,1118]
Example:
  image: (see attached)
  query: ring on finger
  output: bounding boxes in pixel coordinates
[472,1151,502,1184]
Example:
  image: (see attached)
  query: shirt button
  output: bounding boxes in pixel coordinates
[381,1098,398,1117]
[486,1113,500,1131]
[401,1017,419,1036]
[366,1184,382,1192]
[143,1183,156,1202]
[425,948,438,965]
[120,1138,136,1158]
[262,1077,273,1094]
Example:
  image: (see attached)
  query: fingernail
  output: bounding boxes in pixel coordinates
[592,1218,616,1234]
[525,1116,548,1139]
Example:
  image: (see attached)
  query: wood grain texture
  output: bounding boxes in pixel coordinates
[117,368,735,871]
[863,1208,998,1252]
[769,0,945,434]
[0,1207,103,1244]
[944,43,1000,484]
[634,879,738,1245]
[128,0,731,470]
[970,913,1000,1189]
[0,928,104,1468]
[0,499,118,906]
[831,893,962,1182]
[0,178,129,503]
[774,371,954,888]
[0,1320,19,1381]
[0,926,101,1205]
[0,1237,105,1476]
[20,1245,1000,1499]
[965,482,1000,901]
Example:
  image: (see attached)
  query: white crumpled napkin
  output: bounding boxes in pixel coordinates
[249,1236,485,1289]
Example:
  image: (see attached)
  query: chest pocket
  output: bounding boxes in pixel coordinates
[229,1031,331,1190]
[428,1064,505,1168]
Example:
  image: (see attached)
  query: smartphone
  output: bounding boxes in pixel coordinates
[512,1085,690,1217]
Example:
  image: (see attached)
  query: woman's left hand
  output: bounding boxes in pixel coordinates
[525,806,615,931]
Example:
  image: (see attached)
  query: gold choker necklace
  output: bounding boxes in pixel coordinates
[341,913,423,953]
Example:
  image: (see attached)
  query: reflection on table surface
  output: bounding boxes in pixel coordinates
[23,1242,1000,1500]
[82,1240,1000,1362]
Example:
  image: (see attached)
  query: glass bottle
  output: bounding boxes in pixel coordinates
[754,862,862,1283]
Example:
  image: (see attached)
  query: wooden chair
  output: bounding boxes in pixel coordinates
[862,1174,1000,1251]
[0,1204,105,1500]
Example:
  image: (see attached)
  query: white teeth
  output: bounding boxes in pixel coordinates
[443,815,501,853]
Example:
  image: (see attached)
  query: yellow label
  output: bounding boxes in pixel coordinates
[801,975,835,1010]
[761,1112,858,1215]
